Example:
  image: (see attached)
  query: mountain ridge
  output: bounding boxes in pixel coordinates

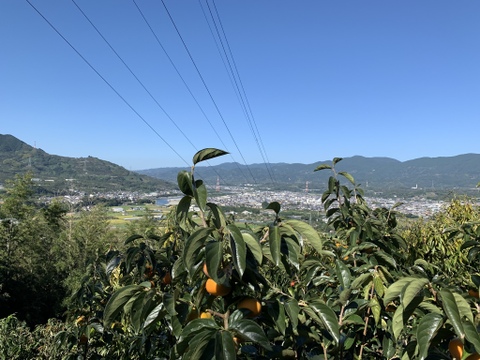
[138,154,480,191]
[0,134,175,193]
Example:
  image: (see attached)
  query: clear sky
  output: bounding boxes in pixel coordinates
[1,1,479,170]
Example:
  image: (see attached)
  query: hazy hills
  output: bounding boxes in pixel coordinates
[0,134,174,193]
[2,134,479,195]
[138,154,480,191]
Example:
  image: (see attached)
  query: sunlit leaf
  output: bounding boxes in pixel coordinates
[183,227,213,275]
[439,289,465,339]
[194,179,207,212]
[229,319,272,350]
[242,230,263,264]
[143,303,163,329]
[104,285,143,327]
[402,278,429,309]
[228,224,247,278]
[335,259,351,290]
[269,224,281,266]
[206,202,227,229]
[416,312,444,360]
[284,219,323,254]
[463,318,480,354]
[309,301,340,344]
[176,196,192,230]
[338,171,355,185]
[205,241,222,284]
[193,148,229,165]
[370,297,381,325]
[314,164,332,172]
[384,277,416,304]
[177,170,194,196]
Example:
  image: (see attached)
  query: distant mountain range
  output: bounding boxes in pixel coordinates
[0,134,174,194]
[2,134,479,195]
[138,154,480,192]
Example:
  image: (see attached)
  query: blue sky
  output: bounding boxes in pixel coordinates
[1,1,479,170]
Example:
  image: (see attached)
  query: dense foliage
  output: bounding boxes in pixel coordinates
[0,148,479,359]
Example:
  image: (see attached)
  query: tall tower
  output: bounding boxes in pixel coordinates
[216,176,220,192]
[305,181,309,193]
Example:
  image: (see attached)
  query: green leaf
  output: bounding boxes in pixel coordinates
[267,299,286,336]
[309,301,340,344]
[163,293,176,316]
[370,297,381,325]
[193,148,229,165]
[205,241,222,284]
[284,238,300,271]
[392,304,404,340]
[206,202,227,230]
[176,196,192,230]
[342,314,364,326]
[384,277,416,304]
[402,278,429,309]
[143,303,163,329]
[183,227,213,275]
[351,273,373,289]
[266,201,281,215]
[439,289,465,339]
[177,318,219,355]
[124,234,143,245]
[328,176,336,193]
[338,171,355,185]
[284,219,323,254]
[130,290,148,333]
[215,331,236,360]
[335,259,351,290]
[242,230,263,264]
[103,285,143,327]
[463,318,480,354]
[416,312,444,360]
[228,224,247,278]
[230,319,272,350]
[453,292,474,323]
[177,170,194,196]
[180,327,217,359]
[194,179,207,212]
[333,157,343,165]
[314,164,332,172]
[284,299,300,330]
[269,224,281,266]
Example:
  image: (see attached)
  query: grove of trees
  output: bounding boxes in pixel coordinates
[0,149,479,360]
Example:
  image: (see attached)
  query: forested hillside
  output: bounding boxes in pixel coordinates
[0,134,175,193]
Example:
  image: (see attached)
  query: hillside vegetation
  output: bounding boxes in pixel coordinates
[0,134,175,193]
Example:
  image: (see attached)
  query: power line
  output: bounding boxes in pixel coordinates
[132,0,251,184]
[203,0,276,184]
[159,0,258,185]
[69,0,231,186]
[25,0,190,167]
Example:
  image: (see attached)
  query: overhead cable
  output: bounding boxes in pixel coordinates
[203,0,276,184]
[132,0,251,184]
[70,0,231,185]
[159,0,258,185]
[26,0,190,167]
